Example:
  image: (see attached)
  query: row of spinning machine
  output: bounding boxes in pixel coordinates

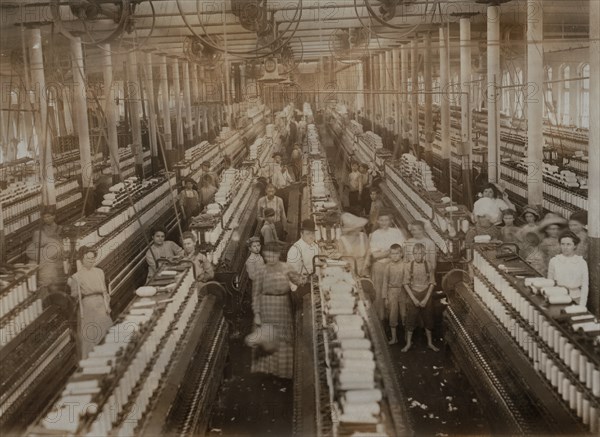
[294,104,412,436]
[327,106,599,434]
[0,105,272,436]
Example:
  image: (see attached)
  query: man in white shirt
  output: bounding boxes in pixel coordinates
[287,219,320,292]
[363,209,406,321]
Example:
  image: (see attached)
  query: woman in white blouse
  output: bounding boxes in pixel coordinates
[547,231,589,307]
[472,183,513,225]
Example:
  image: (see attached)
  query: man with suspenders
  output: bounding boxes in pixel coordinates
[286,219,320,297]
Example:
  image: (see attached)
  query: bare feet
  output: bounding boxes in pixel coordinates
[427,343,440,352]
[401,343,412,352]
[388,337,398,345]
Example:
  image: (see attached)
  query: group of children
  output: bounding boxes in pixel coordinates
[178,160,221,224]
[369,218,439,352]
[469,192,590,307]
[346,161,382,227]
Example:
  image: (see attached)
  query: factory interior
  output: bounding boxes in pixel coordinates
[0,0,599,435]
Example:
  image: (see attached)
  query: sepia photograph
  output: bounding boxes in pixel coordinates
[0,0,598,435]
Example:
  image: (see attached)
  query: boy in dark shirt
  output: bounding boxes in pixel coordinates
[402,243,438,352]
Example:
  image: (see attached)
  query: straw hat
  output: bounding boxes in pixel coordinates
[520,205,540,220]
[246,236,261,247]
[537,213,567,232]
[340,212,368,231]
[569,210,587,226]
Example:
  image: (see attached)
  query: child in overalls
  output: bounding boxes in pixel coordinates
[382,244,405,345]
[402,243,438,352]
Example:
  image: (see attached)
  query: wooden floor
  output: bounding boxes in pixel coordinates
[206,123,490,436]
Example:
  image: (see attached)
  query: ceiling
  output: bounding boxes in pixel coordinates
[0,0,592,75]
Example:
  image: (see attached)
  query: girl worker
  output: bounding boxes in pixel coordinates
[68,246,113,359]
[548,231,589,308]
[181,231,215,287]
[27,207,67,289]
[145,228,184,282]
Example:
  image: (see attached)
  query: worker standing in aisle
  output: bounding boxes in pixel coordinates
[382,244,405,345]
[245,236,265,284]
[249,242,303,379]
[199,174,218,209]
[178,178,201,226]
[199,160,219,188]
[261,208,286,245]
[287,220,320,295]
[401,243,438,352]
[257,184,287,241]
[26,208,67,291]
[346,161,363,216]
[290,144,303,181]
[363,209,406,321]
[68,247,113,359]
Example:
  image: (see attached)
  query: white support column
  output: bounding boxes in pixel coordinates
[487,4,501,183]
[71,37,94,206]
[367,55,373,121]
[159,55,172,151]
[392,49,400,136]
[183,61,194,142]
[29,28,56,207]
[379,52,385,126]
[439,26,451,194]
[143,51,159,174]
[587,0,600,316]
[191,64,201,138]
[127,50,144,178]
[101,44,120,182]
[171,58,184,149]
[200,66,208,134]
[357,60,365,115]
[385,50,392,126]
[411,39,419,149]
[526,0,544,207]
[401,44,409,143]
[460,17,474,208]
[424,32,433,163]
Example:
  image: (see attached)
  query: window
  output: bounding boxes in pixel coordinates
[580,64,589,128]
[432,78,440,105]
[544,66,553,120]
[560,64,570,125]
